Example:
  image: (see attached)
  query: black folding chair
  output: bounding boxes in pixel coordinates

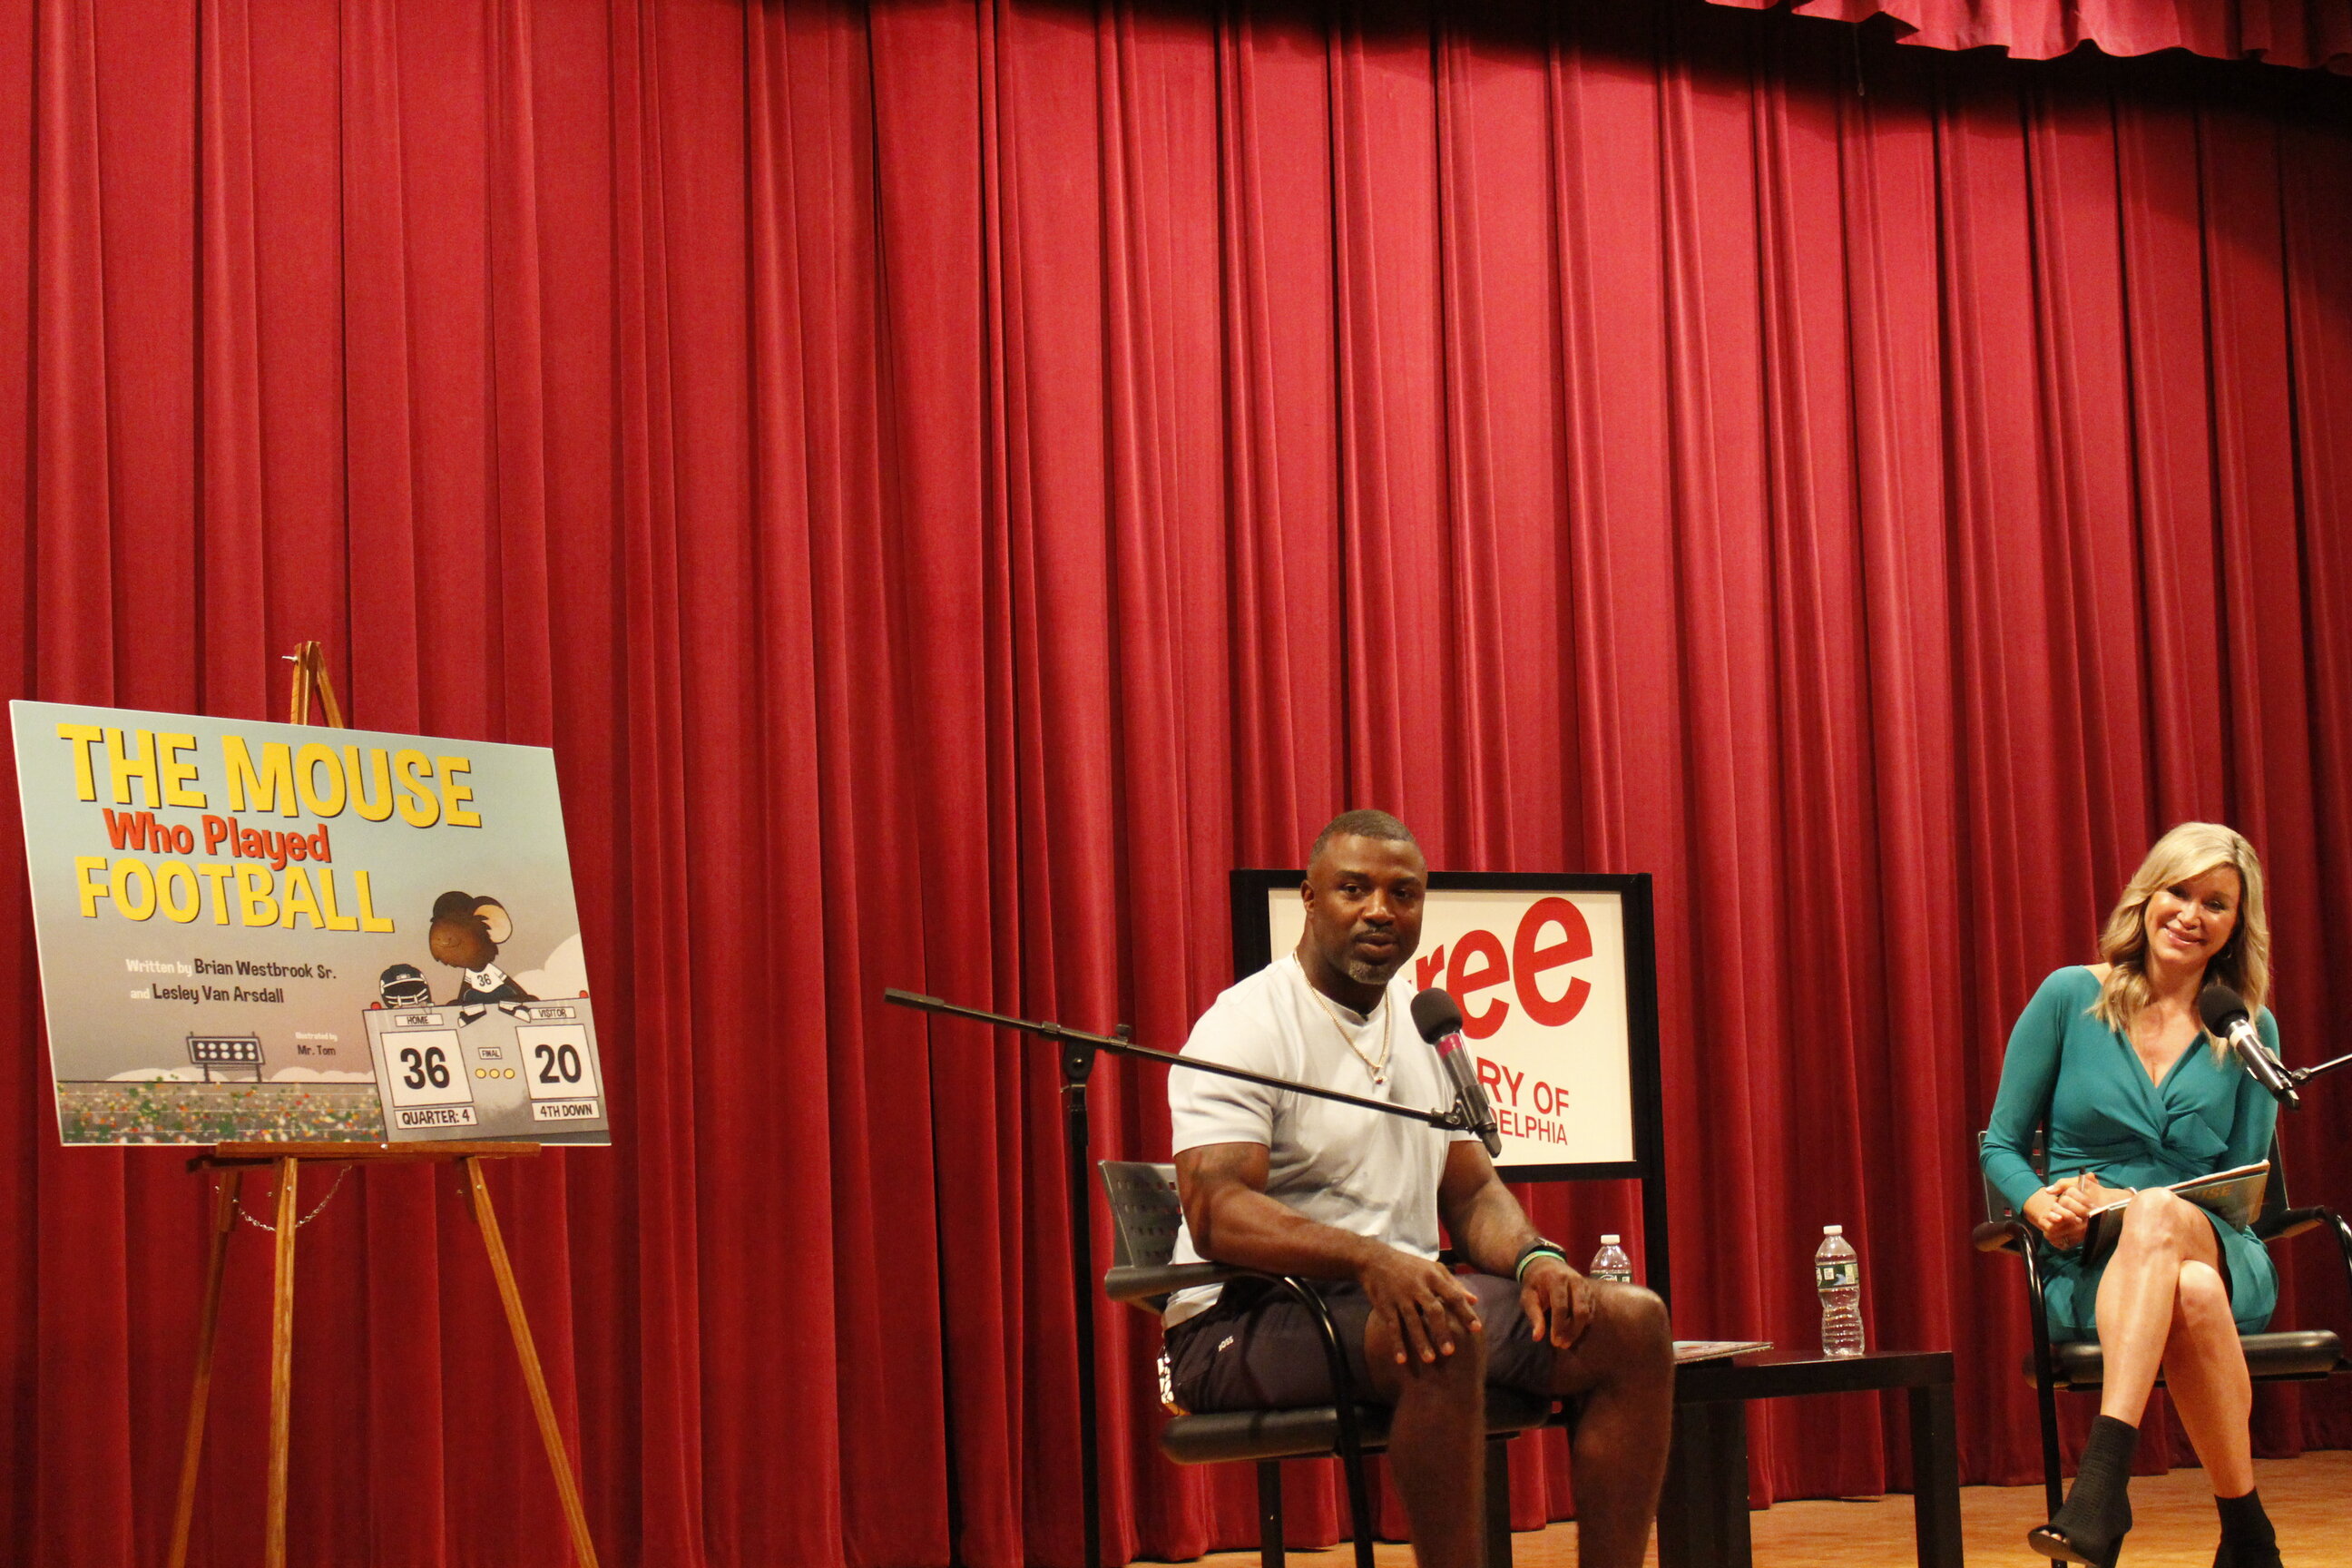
[1099,1161,1549,1568]
[1971,1133,2352,1534]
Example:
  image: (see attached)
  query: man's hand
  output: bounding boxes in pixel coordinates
[1358,1246,1483,1366]
[2024,1172,2103,1250]
[1519,1257,1596,1349]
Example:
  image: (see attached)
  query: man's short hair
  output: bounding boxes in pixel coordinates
[1308,808,1418,867]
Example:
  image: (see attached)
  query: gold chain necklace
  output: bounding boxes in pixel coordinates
[1304,975,1394,1086]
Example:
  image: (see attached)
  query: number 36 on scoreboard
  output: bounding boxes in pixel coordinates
[360,996,609,1143]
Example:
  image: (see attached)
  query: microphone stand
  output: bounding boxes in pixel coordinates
[2280,1051,2352,1104]
[882,986,1482,1568]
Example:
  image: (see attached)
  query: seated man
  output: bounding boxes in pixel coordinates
[1165,809,1673,1568]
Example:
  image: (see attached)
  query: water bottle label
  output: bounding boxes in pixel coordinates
[1815,1260,1858,1290]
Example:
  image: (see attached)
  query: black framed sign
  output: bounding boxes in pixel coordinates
[1230,870,1666,1188]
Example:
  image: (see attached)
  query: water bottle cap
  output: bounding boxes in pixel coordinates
[1824,1224,1844,1236]
[1600,1235,1620,1245]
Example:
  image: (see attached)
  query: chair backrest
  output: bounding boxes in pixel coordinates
[1976,1131,2039,1224]
[2259,1132,2292,1227]
[1099,1161,1184,1271]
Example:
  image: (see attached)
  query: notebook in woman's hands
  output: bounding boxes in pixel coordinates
[2079,1162,2269,1262]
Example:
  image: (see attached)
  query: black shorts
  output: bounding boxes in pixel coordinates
[1164,1271,1558,1413]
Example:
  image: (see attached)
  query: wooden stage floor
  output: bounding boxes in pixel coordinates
[1170,1450,2347,1567]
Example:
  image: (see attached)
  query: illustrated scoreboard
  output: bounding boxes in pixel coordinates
[359,995,606,1140]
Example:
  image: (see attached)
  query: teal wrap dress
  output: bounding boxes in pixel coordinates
[1981,966,2280,1344]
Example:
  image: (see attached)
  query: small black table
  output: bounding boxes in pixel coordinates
[1655,1348,1961,1568]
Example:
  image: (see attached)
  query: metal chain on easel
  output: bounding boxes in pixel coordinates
[224,1165,353,1232]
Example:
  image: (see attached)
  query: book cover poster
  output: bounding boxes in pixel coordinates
[12,701,608,1146]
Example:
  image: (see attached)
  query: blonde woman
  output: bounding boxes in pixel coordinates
[1981,823,2285,1568]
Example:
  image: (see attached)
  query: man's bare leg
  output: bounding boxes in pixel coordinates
[1546,1283,1674,1568]
[1366,1308,1488,1568]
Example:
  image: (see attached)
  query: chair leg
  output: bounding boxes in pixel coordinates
[1484,1435,1513,1568]
[2036,1375,2063,1521]
[1257,1461,1286,1568]
[2021,1250,2065,1524]
[1339,1441,1375,1568]
[2034,1377,2066,1565]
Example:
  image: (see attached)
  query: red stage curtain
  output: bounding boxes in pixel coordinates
[1,1,2349,1564]
[1705,0,2352,73]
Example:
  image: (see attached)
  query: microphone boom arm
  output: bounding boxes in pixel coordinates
[2283,1051,2352,1093]
[882,987,1477,1132]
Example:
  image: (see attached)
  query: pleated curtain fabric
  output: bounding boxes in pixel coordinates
[0,1,2348,1565]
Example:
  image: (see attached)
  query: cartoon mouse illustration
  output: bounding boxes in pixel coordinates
[428,890,538,1024]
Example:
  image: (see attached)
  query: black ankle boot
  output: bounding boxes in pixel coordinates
[2027,1415,2139,1566]
[2211,1488,2281,1568]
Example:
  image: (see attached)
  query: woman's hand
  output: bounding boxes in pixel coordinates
[2023,1173,2104,1250]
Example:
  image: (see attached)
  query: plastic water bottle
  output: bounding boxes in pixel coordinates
[1815,1225,1864,1357]
[1588,1235,1634,1284]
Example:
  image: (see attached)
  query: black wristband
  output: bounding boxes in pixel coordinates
[1513,1238,1569,1280]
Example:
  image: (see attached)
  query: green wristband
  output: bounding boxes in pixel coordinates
[1513,1240,1568,1280]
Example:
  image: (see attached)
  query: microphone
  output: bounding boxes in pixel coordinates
[2198,982,2299,1110]
[1409,988,1503,1157]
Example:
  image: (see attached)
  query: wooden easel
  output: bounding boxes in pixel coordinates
[163,647,600,1568]
[282,640,344,729]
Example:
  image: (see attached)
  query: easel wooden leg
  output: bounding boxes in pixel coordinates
[167,1171,243,1568]
[463,1156,601,1568]
[266,1158,299,1568]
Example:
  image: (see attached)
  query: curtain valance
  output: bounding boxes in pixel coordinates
[1705,0,2352,73]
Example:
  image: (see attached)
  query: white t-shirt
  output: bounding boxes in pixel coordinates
[1164,955,1475,1325]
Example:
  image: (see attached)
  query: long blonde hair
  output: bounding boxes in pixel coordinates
[2092,822,2271,1054]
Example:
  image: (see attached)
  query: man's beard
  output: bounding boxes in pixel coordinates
[1341,951,1404,985]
